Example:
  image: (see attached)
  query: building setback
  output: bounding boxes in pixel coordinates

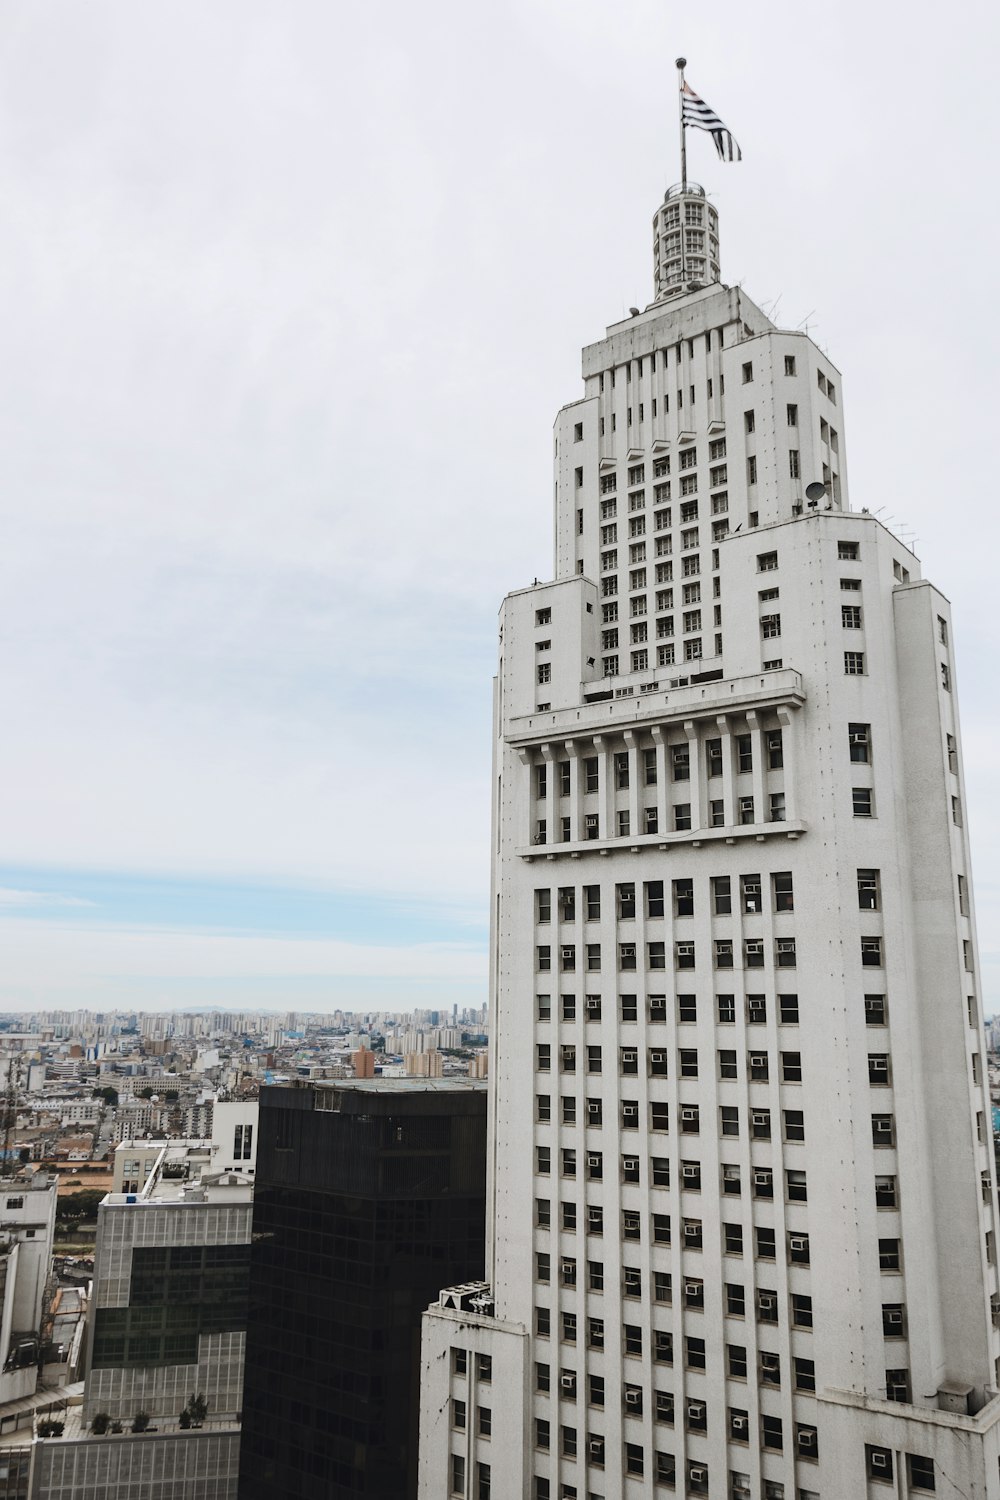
[238,1079,487,1500]
[418,175,1000,1497]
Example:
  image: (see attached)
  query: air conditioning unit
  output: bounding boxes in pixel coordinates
[586,997,601,1013]
[561,1261,575,1277]
[622,1104,638,1119]
[752,1112,768,1127]
[651,1050,667,1064]
[561,947,574,960]
[885,1308,903,1328]
[732,1414,748,1432]
[687,1403,704,1420]
[587,1153,602,1168]
[560,1373,576,1390]
[588,1102,601,1118]
[625,1388,642,1408]
[754,1170,772,1185]
[790,1235,807,1253]
[682,1107,698,1122]
[797,1431,816,1452]
[690,1466,707,1483]
[683,1164,699,1179]
[588,1438,604,1458]
[685,1280,701,1295]
[622,1050,637,1063]
[871,1450,890,1472]
[683,1224,700,1239]
[759,1294,777,1312]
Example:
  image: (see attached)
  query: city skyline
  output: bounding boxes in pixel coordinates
[1,1,997,1013]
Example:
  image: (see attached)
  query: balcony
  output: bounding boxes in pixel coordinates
[507,667,804,748]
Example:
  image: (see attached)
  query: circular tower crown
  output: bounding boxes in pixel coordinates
[653,183,720,302]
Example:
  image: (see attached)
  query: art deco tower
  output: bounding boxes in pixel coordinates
[418,167,1000,1500]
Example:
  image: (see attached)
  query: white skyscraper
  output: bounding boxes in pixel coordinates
[418,162,1000,1500]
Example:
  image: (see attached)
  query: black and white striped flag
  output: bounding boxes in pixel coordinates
[681,81,742,162]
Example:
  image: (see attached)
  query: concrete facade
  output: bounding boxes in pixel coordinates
[419,183,1000,1499]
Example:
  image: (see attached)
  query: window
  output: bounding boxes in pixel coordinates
[853,787,873,818]
[872,1114,895,1148]
[844,651,865,675]
[781,1051,802,1083]
[842,604,862,629]
[674,804,692,831]
[451,1455,466,1493]
[788,1231,810,1265]
[907,1455,935,1492]
[790,1293,812,1328]
[879,1238,901,1271]
[761,613,781,639]
[862,937,883,967]
[537,663,551,684]
[676,940,695,969]
[710,799,724,827]
[789,449,800,478]
[783,1109,805,1141]
[779,993,799,1023]
[776,937,796,968]
[858,868,880,909]
[739,797,755,825]
[646,880,665,919]
[772,871,794,912]
[761,1414,783,1451]
[720,1106,739,1137]
[747,456,757,485]
[875,1175,897,1209]
[787,1169,807,1203]
[838,540,859,560]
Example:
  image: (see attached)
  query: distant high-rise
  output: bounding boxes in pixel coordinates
[239,1079,486,1500]
[418,168,1000,1497]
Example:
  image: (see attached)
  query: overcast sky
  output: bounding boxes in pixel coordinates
[0,0,997,1013]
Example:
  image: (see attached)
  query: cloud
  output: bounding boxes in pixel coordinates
[0,915,487,1010]
[0,888,95,911]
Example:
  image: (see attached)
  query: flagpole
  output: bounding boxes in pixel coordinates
[676,57,687,287]
[676,57,687,192]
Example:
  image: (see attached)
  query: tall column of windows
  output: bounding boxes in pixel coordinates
[539,744,557,848]
[744,710,766,829]
[622,730,640,840]
[650,725,669,836]
[564,741,581,844]
[592,736,612,844]
[775,706,797,824]
[683,719,702,832]
[716,716,735,828]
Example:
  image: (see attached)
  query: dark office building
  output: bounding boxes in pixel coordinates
[237,1078,487,1500]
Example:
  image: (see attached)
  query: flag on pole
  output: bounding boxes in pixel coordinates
[681,81,742,162]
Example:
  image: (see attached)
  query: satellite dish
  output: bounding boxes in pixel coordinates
[805,481,826,502]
